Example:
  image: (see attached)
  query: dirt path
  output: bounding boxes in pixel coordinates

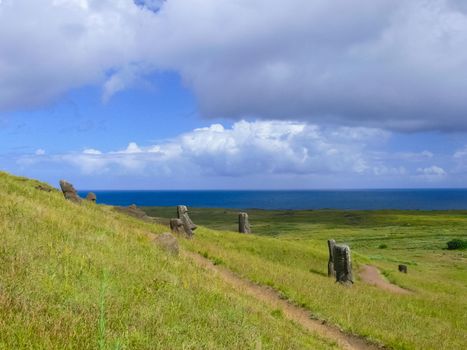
[359,265,411,295]
[183,250,382,350]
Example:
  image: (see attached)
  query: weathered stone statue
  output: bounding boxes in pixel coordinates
[238,212,251,233]
[86,192,96,203]
[398,264,407,273]
[327,239,336,277]
[170,218,185,236]
[333,244,353,284]
[59,180,82,203]
[178,205,197,237]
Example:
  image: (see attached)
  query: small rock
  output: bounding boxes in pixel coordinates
[154,232,179,255]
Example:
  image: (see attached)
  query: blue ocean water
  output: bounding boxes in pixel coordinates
[78,189,467,210]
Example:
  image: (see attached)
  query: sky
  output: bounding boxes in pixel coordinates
[1,0,467,189]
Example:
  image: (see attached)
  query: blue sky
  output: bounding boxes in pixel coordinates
[1,0,467,189]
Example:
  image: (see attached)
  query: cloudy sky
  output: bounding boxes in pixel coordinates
[1,0,467,189]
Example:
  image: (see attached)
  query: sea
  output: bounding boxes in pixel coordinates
[77,189,467,210]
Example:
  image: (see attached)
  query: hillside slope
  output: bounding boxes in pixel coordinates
[0,172,335,349]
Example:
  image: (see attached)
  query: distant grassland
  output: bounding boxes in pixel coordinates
[144,206,467,350]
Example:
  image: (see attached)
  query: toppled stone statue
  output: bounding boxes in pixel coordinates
[59,180,82,203]
[114,204,156,223]
[327,239,336,277]
[86,192,96,203]
[153,232,179,255]
[333,244,353,284]
[170,205,197,238]
[398,264,408,273]
[238,212,251,234]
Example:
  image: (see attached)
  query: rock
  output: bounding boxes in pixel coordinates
[35,184,55,192]
[398,264,408,273]
[177,205,197,238]
[333,244,353,284]
[154,232,179,255]
[86,192,96,203]
[327,239,336,277]
[59,180,82,203]
[238,212,251,233]
[114,204,156,223]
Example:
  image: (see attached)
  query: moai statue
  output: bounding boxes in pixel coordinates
[176,205,197,238]
[398,264,408,273]
[333,244,353,284]
[59,180,82,203]
[327,239,336,277]
[86,192,97,203]
[170,218,185,236]
[238,212,251,234]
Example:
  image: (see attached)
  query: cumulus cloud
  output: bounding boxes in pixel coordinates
[2,0,467,131]
[18,120,387,177]
[416,165,447,181]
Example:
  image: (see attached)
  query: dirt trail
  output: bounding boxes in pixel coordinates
[359,265,411,295]
[183,250,382,350]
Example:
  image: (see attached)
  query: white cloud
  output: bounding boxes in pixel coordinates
[19,120,384,177]
[2,0,467,131]
[35,149,46,156]
[416,165,447,181]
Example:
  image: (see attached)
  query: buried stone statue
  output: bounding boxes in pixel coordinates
[327,239,353,284]
[170,205,197,238]
[238,212,251,234]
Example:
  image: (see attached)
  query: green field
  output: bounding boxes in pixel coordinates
[1,170,466,349]
[144,206,467,350]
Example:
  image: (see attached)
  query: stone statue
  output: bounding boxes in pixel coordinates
[238,212,251,233]
[170,205,197,238]
[333,244,353,284]
[86,192,96,203]
[59,180,82,203]
[170,218,185,236]
[327,239,336,277]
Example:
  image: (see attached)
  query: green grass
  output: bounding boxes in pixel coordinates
[0,172,336,349]
[145,206,467,350]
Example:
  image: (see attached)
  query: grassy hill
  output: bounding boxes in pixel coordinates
[144,207,467,350]
[1,171,466,349]
[0,172,336,349]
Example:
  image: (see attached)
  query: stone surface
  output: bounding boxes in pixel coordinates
[59,180,82,203]
[154,232,179,255]
[327,239,336,277]
[398,264,408,273]
[238,212,251,233]
[177,205,197,238]
[114,204,156,223]
[333,244,353,284]
[35,184,55,192]
[86,192,96,202]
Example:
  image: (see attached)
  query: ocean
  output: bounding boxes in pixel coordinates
[78,189,467,210]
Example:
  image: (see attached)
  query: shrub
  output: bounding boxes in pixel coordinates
[378,243,388,249]
[446,239,467,250]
